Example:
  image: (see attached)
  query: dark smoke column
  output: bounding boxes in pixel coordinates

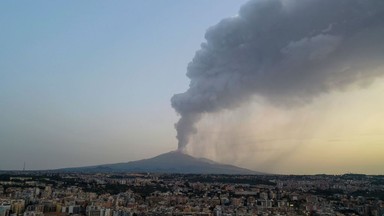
[172,0,384,150]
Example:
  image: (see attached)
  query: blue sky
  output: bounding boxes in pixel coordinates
[0,0,248,170]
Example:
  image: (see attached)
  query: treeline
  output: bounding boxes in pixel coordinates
[182,175,276,186]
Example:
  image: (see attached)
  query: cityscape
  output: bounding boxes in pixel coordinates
[1,172,384,216]
[2,0,384,215]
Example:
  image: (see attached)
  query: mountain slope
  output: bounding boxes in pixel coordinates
[58,151,262,174]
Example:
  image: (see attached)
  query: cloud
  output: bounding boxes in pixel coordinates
[171,0,384,150]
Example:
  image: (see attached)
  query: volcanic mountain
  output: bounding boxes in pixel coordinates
[58,151,262,174]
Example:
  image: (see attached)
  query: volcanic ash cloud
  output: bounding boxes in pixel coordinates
[171,0,384,150]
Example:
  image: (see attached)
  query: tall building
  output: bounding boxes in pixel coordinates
[0,204,11,216]
[11,200,25,215]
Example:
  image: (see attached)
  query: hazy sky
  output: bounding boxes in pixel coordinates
[1,0,383,174]
[0,0,248,170]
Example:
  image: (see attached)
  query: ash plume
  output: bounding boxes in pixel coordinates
[171,0,384,150]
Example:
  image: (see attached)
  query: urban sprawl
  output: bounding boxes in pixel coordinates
[0,173,383,216]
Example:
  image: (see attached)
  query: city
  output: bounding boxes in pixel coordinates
[2,0,384,215]
[1,172,383,216]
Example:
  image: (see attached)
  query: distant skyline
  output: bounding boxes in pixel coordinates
[1,0,384,175]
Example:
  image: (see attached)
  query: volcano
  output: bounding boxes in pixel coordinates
[58,151,262,174]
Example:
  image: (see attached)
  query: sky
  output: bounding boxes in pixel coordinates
[0,0,248,171]
[1,0,383,174]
